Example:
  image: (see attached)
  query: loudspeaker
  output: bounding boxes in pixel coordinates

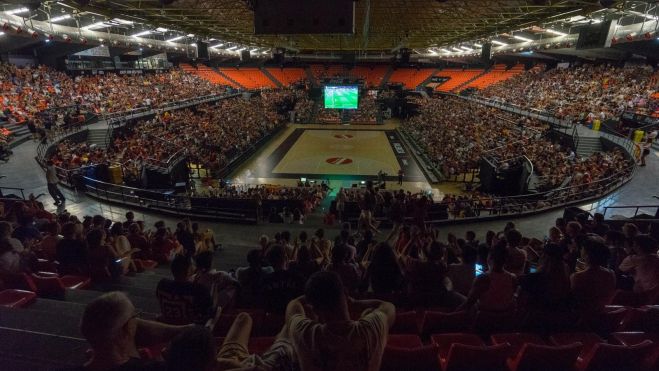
[240,50,251,61]
[196,41,209,59]
[481,42,492,62]
[400,48,410,64]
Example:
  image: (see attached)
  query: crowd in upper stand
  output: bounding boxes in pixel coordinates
[2,190,657,370]
[403,96,633,191]
[48,91,300,177]
[480,63,659,121]
[0,62,225,123]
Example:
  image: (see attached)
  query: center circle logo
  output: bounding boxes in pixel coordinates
[333,134,354,139]
[326,157,353,165]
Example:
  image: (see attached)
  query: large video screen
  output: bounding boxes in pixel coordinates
[324,85,359,109]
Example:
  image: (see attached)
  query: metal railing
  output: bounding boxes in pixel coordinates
[602,205,659,219]
[0,186,26,200]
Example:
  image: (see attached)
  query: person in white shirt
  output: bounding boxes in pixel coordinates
[286,271,395,371]
[45,160,65,206]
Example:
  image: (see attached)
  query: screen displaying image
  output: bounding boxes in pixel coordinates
[324,85,359,109]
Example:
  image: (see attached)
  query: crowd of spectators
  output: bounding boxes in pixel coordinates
[49,92,296,177]
[8,199,653,370]
[403,96,633,191]
[480,63,658,121]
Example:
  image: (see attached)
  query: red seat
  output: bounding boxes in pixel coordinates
[387,334,423,348]
[381,344,440,371]
[431,333,485,361]
[611,332,659,370]
[473,310,518,334]
[421,311,472,337]
[550,332,604,358]
[35,259,59,273]
[0,273,37,292]
[0,289,37,308]
[31,272,90,297]
[508,342,582,371]
[441,342,511,371]
[490,332,546,356]
[582,307,628,335]
[390,311,420,335]
[576,340,654,371]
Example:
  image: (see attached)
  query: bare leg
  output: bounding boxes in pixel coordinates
[216,312,253,370]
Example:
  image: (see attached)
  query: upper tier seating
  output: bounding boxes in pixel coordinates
[465,64,525,90]
[433,69,484,92]
[180,63,238,88]
[219,67,278,89]
[265,67,306,87]
[388,68,437,89]
[350,66,390,88]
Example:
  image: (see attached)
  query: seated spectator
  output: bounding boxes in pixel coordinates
[362,242,404,295]
[261,244,305,314]
[86,228,121,283]
[0,221,24,273]
[126,223,150,260]
[448,245,478,297]
[619,235,659,299]
[74,291,191,371]
[110,223,136,272]
[288,244,320,283]
[150,228,181,263]
[56,222,89,276]
[458,242,517,312]
[11,215,42,245]
[286,271,395,371]
[504,229,527,275]
[571,236,616,316]
[38,221,61,261]
[192,251,238,309]
[156,255,212,325]
[400,240,464,308]
[235,248,273,307]
[327,243,362,295]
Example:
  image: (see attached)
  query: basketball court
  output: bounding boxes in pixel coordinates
[227,123,448,196]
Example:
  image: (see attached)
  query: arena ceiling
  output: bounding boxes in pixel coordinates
[38,0,620,53]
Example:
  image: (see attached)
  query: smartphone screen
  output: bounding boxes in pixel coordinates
[529,266,538,273]
[475,263,484,276]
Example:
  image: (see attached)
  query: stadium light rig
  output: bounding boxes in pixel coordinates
[492,40,508,46]
[513,35,533,42]
[132,30,152,38]
[166,35,184,42]
[50,14,71,23]
[546,29,567,37]
[6,8,29,15]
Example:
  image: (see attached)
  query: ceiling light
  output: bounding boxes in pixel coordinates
[629,11,658,21]
[236,47,246,51]
[155,27,168,32]
[250,48,259,52]
[189,43,197,47]
[6,8,29,15]
[513,35,533,42]
[50,14,71,23]
[452,47,463,52]
[473,43,483,47]
[492,40,508,46]
[440,48,450,53]
[461,46,473,51]
[187,33,194,37]
[0,32,4,36]
[112,18,134,25]
[83,22,108,30]
[546,29,567,36]
[166,36,184,42]
[210,43,224,48]
[132,30,151,37]
[226,46,237,50]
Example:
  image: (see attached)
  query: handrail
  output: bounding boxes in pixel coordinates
[602,205,659,218]
[0,186,26,199]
